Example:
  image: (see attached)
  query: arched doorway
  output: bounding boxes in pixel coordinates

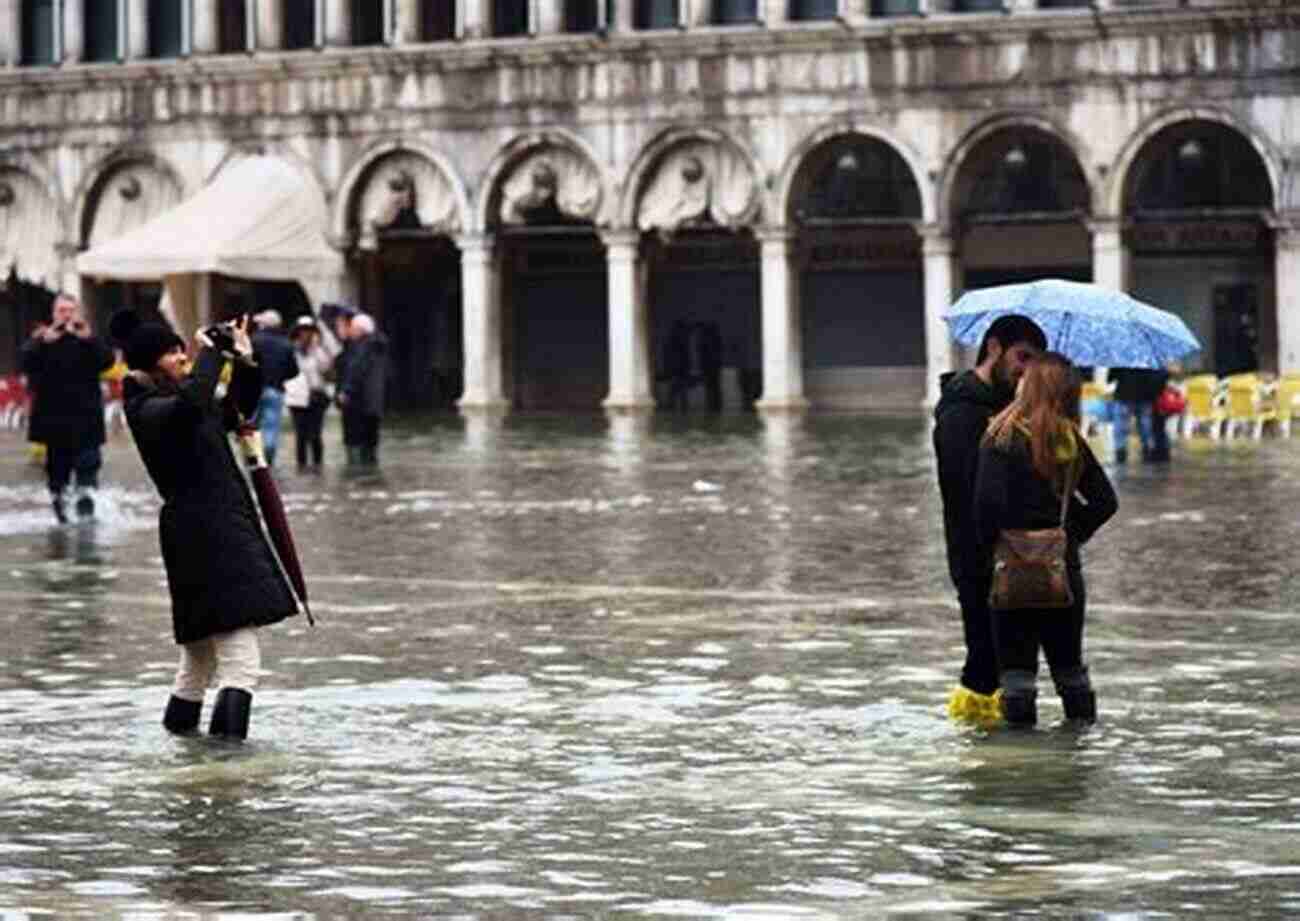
[950,126,1092,292]
[346,150,464,411]
[0,166,60,373]
[491,144,607,411]
[80,157,184,328]
[634,137,762,412]
[1122,120,1274,375]
[788,133,924,408]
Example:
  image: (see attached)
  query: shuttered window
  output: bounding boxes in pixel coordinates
[84,0,120,61]
[284,0,316,48]
[635,0,677,29]
[493,0,528,36]
[21,0,57,66]
[148,0,184,58]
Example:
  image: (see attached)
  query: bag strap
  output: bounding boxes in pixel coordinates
[1058,455,1080,528]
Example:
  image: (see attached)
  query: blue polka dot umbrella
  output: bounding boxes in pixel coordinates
[944,278,1201,369]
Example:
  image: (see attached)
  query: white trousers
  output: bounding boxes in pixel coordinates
[172,627,261,701]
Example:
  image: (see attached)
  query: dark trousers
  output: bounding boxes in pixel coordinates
[291,404,326,468]
[991,567,1087,678]
[344,411,380,464]
[46,444,101,494]
[955,575,999,696]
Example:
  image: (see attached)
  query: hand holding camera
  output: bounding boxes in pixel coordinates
[199,314,255,361]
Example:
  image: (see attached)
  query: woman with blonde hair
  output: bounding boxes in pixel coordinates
[974,352,1118,727]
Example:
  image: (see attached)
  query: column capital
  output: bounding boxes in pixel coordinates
[1268,212,1300,248]
[1085,215,1127,237]
[455,233,496,255]
[600,228,641,251]
[754,225,797,246]
[918,224,956,257]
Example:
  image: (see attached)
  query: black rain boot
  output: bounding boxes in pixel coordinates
[162,695,202,735]
[208,687,253,741]
[1000,669,1038,728]
[1053,665,1098,725]
[346,446,364,466]
[51,492,67,524]
[75,488,95,520]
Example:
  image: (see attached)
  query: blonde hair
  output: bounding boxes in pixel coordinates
[983,352,1081,481]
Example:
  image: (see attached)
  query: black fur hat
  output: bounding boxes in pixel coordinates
[109,310,185,372]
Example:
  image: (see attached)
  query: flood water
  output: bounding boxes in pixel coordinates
[3,412,1300,920]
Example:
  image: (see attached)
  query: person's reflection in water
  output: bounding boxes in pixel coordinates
[34,523,108,660]
[956,732,1099,812]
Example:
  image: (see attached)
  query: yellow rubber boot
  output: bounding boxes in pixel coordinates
[947,685,1004,729]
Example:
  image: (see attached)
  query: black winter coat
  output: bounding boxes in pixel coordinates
[252,329,300,391]
[1108,368,1168,405]
[340,332,389,417]
[21,333,114,448]
[933,370,1011,586]
[124,348,299,645]
[974,432,1118,573]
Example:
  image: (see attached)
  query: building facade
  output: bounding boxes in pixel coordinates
[0,0,1296,412]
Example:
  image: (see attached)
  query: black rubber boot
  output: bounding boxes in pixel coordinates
[162,695,202,735]
[1000,669,1038,728]
[208,688,253,741]
[1053,665,1097,724]
[51,493,67,524]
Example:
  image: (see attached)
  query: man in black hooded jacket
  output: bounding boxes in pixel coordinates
[933,314,1046,724]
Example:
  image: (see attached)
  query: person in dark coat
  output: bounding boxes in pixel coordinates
[250,309,299,468]
[115,312,299,741]
[975,352,1119,727]
[21,294,114,523]
[337,312,388,466]
[933,314,1046,726]
[1108,367,1168,463]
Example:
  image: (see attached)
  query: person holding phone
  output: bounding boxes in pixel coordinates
[21,294,114,523]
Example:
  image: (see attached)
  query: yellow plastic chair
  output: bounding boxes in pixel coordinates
[1181,375,1225,440]
[1223,373,1276,440]
[1274,374,1300,438]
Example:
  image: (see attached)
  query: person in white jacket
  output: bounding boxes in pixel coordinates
[284,316,332,472]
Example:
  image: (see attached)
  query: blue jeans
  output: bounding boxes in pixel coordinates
[257,387,287,466]
[1113,401,1154,461]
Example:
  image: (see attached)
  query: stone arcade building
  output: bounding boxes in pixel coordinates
[0,1,1296,413]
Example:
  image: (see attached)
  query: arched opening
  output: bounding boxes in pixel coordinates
[636,140,762,412]
[1123,119,1274,375]
[348,152,464,412]
[492,147,607,410]
[951,126,1092,292]
[788,134,924,408]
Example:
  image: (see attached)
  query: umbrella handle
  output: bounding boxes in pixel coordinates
[235,424,268,469]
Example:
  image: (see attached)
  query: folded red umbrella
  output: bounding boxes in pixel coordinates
[236,422,315,626]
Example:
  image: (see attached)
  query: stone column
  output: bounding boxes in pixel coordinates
[461,0,487,38]
[761,0,787,26]
[601,229,654,414]
[1090,217,1129,293]
[920,226,958,407]
[457,234,509,412]
[535,0,559,34]
[611,0,634,32]
[1275,221,1300,374]
[0,0,18,67]
[323,0,350,45]
[193,0,218,53]
[256,0,283,48]
[755,227,808,413]
[63,0,85,64]
[127,0,149,58]
[393,0,419,42]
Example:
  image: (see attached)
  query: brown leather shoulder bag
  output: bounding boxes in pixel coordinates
[988,458,1079,612]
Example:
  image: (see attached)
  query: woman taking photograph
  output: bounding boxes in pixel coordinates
[974,352,1118,728]
[114,312,301,741]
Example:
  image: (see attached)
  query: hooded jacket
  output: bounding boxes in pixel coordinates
[933,369,1011,585]
[973,423,1118,571]
[124,348,298,645]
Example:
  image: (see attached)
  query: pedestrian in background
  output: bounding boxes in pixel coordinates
[933,314,1047,727]
[115,311,300,741]
[1108,366,1167,464]
[337,312,388,467]
[975,352,1118,727]
[285,315,331,472]
[250,309,299,468]
[21,294,114,523]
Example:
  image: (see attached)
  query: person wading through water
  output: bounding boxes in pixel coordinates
[933,314,1046,727]
[114,312,300,741]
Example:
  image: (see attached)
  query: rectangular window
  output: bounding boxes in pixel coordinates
[493,0,528,36]
[789,0,837,19]
[564,0,599,32]
[635,0,678,29]
[21,0,57,66]
[421,0,456,40]
[953,0,1004,10]
[714,0,758,23]
[148,0,185,57]
[284,0,316,48]
[219,1,248,52]
[870,0,918,13]
[352,0,384,44]
[85,0,120,61]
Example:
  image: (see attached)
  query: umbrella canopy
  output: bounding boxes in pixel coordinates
[944,278,1200,369]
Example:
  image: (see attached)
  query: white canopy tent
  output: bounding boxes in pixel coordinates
[77,155,347,339]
